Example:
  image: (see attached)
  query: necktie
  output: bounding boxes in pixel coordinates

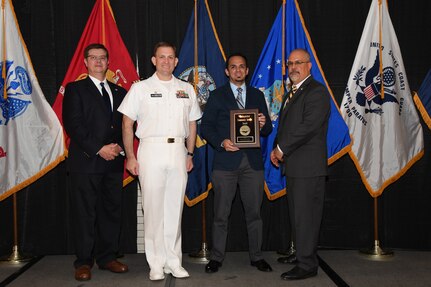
[100,82,112,113]
[290,85,297,98]
[236,87,245,109]
[283,85,297,109]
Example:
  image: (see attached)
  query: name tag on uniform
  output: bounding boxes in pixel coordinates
[176,90,189,98]
[151,93,162,97]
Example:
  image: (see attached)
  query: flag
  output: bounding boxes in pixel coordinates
[0,0,66,201]
[341,0,424,197]
[250,0,352,200]
[413,69,431,130]
[174,0,227,206]
[52,0,139,186]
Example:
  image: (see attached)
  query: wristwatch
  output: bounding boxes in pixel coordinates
[187,152,194,157]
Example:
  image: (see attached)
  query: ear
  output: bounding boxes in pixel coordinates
[84,58,88,68]
[245,67,249,76]
[225,68,229,77]
[174,57,179,67]
[151,56,156,66]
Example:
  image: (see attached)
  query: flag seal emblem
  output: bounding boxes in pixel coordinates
[178,65,216,111]
[346,49,401,119]
[0,60,32,125]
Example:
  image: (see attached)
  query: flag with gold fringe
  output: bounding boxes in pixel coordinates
[0,0,66,201]
[341,0,424,197]
[250,0,352,200]
[413,69,431,130]
[174,0,227,206]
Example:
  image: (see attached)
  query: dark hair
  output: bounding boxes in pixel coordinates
[153,41,177,56]
[225,53,248,69]
[84,43,109,59]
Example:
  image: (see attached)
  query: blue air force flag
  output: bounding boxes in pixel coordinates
[0,0,66,201]
[251,0,351,200]
[413,69,431,130]
[174,0,226,206]
[341,0,423,197]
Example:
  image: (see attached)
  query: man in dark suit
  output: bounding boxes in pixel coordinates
[63,43,128,281]
[271,48,330,280]
[201,53,273,273]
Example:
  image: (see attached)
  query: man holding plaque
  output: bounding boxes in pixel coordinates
[270,49,330,280]
[201,53,272,273]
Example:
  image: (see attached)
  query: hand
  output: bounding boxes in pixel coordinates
[258,113,266,129]
[186,156,194,172]
[270,148,284,167]
[98,143,120,161]
[113,144,123,154]
[221,139,239,152]
[126,157,139,176]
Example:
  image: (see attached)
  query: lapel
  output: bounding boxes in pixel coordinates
[107,81,121,110]
[84,77,111,116]
[279,76,313,119]
[226,83,251,109]
[224,84,240,110]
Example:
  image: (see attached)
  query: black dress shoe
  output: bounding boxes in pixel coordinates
[205,260,222,273]
[281,266,317,280]
[251,259,272,272]
[277,254,297,264]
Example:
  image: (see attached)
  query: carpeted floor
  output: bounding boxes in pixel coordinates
[0,250,430,286]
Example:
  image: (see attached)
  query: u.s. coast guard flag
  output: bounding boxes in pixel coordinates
[413,69,431,130]
[251,0,351,200]
[174,0,227,206]
[0,0,66,201]
[341,0,424,197]
[52,0,139,186]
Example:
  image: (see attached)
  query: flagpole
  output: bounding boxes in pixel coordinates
[1,0,32,264]
[0,193,33,263]
[2,0,7,100]
[101,0,106,45]
[359,197,393,259]
[360,0,392,260]
[278,0,297,258]
[281,0,286,91]
[188,0,210,263]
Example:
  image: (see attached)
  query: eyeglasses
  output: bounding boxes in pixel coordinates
[286,60,309,67]
[87,55,108,62]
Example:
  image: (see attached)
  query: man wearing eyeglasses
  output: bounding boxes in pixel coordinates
[270,48,330,280]
[63,43,128,281]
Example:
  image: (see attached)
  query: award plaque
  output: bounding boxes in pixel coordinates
[230,109,260,148]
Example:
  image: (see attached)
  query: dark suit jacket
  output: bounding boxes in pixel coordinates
[276,76,330,177]
[201,83,272,171]
[63,77,126,173]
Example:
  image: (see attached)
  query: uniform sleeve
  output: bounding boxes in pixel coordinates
[188,84,202,121]
[117,83,139,121]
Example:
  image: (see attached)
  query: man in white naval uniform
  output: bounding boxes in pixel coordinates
[118,42,202,281]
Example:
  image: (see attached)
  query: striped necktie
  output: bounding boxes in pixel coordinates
[290,85,297,98]
[236,87,245,109]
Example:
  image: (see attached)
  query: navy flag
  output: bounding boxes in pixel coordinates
[175,0,226,206]
[413,69,431,130]
[250,0,352,200]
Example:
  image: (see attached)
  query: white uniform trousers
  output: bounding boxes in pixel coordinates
[137,139,187,271]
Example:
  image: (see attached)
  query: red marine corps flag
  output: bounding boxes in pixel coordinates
[52,0,139,185]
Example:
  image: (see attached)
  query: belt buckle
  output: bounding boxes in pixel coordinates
[167,138,175,143]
